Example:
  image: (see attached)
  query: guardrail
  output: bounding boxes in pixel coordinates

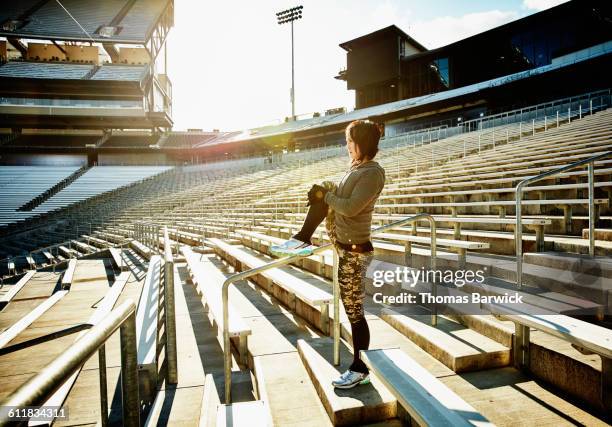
[0,301,140,426]
[515,150,612,287]
[134,222,162,253]
[221,212,437,403]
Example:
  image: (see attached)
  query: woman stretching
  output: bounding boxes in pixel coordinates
[271,119,385,389]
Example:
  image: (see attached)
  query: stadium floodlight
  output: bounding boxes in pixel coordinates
[276,5,303,121]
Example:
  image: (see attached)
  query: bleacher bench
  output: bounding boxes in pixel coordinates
[130,239,153,260]
[61,259,77,289]
[209,238,333,334]
[361,348,494,426]
[374,231,489,268]
[181,246,251,364]
[237,229,334,278]
[42,251,54,265]
[493,306,612,413]
[25,256,36,270]
[136,255,162,399]
[109,248,126,271]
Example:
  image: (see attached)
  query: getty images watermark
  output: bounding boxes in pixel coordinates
[370,266,524,305]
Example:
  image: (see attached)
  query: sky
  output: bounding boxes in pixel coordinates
[166,0,569,132]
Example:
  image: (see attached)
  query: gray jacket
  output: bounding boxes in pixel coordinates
[324,160,385,245]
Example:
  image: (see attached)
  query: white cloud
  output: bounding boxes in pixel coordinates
[408,10,520,49]
[522,0,569,11]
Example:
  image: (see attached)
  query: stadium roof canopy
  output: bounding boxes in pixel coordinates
[196,39,612,149]
[0,0,172,44]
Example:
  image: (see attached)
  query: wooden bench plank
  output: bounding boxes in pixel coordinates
[136,255,162,368]
[109,248,126,271]
[181,246,250,338]
[0,291,69,349]
[61,259,77,289]
[0,271,36,306]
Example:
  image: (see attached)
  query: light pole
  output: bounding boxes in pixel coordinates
[276,5,303,121]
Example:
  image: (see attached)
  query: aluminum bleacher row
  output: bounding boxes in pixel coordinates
[0,61,148,82]
[0,0,170,43]
[0,134,102,147]
[0,105,611,425]
[0,166,79,226]
[0,165,172,229]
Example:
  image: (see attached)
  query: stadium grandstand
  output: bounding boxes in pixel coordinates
[0,0,611,426]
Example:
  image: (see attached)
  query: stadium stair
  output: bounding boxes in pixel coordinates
[2,106,612,424]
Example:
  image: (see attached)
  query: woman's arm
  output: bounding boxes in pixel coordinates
[324,169,384,217]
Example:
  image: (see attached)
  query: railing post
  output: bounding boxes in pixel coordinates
[515,185,524,289]
[119,311,140,427]
[532,119,535,136]
[579,104,582,119]
[556,110,559,127]
[588,162,595,257]
[223,279,232,404]
[164,227,178,384]
[98,344,109,427]
[428,217,437,326]
[333,249,340,366]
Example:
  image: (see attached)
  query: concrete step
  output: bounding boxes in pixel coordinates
[379,308,510,372]
[524,251,612,279]
[202,255,332,427]
[550,235,612,257]
[582,228,612,241]
[337,315,606,425]
[359,259,608,411]
[468,254,612,308]
[296,338,396,426]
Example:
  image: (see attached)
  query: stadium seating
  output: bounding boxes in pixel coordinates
[1,106,611,426]
[1,134,101,147]
[100,133,160,148]
[90,64,148,81]
[0,61,93,79]
[0,166,80,226]
[30,166,173,215]
[159,132,220,148]
[0,61,148,82]
[0,0,170,43]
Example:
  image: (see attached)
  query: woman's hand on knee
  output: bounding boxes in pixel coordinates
[307,184,328,205]
[321,181,337,191]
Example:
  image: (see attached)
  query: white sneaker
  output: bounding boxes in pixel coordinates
[331,370,370,389]
[270,239,314,257]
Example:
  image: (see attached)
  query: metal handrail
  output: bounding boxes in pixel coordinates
[462,89,610,129]
[221,212,437,403]
[163,226,178,384]
[0,301,140,426]
[515,150,612,287]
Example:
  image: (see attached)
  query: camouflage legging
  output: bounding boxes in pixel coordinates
[324,203,373,324]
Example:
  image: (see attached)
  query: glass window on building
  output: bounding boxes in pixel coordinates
[431,58,450,88]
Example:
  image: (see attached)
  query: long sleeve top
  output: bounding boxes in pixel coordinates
[324,160,385,244]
